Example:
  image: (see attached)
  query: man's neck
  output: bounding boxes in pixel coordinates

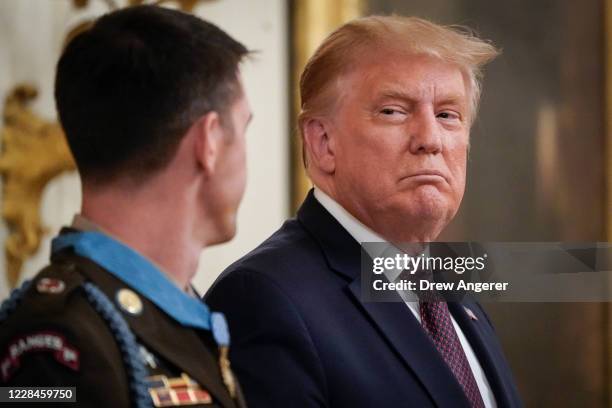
[81,187,204,291]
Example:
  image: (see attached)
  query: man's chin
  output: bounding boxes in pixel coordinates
[390,202,454,239]
[208,218,237,246]
[403,188,452,216]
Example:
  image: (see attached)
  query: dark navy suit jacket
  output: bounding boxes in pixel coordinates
[205,191,522,408]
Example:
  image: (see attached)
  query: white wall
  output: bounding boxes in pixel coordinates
[0,0,288,299]
[192,0,289,292]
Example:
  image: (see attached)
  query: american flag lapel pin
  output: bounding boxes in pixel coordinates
[464,306,478,321]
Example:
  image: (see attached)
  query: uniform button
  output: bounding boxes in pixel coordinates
[116,288,143,315]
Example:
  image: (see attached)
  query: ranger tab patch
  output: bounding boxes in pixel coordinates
[1,331,80,381]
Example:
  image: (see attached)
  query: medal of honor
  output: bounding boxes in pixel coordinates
[211,312,236,398]
[219,345,236,398]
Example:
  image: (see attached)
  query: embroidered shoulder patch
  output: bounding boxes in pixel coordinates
[1,331,80,381]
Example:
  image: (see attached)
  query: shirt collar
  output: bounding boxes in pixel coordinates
[313,187,396,267]
[313,187,385,247]
[312,187,428,283]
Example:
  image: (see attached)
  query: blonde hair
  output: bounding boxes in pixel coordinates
[298,15,500,149]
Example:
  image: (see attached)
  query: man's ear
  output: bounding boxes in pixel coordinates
[302,118,335,174]
[193,111,223,176]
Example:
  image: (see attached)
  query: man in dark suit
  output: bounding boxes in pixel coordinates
[0,6,252,407]
[206,15,522,408]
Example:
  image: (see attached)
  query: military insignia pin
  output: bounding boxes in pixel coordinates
[210,312,236,399]
[218,345,237,399]
[116,288,143,315]
[464,306,478,321]
[36,278,65,294]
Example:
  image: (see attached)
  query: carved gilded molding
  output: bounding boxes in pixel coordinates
[606,0,612,242]
[73,0,207,12]
[290,0,365,212]
[605,0,612,404]
[0,85,75,288]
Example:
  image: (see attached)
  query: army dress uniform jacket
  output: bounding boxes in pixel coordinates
[0,228,246,408]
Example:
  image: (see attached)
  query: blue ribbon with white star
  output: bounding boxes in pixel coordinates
[51,231,229,347]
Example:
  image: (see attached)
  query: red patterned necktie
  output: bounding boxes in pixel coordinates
[419,300,485,408]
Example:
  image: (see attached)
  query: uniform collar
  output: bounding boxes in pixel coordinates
[70,214,196,296]
[52,230,215,332]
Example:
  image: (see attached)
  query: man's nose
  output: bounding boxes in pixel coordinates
[407,111,442,154]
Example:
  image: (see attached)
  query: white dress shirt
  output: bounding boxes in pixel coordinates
[313,188,497,408]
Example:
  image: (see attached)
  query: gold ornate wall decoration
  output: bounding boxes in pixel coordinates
[606,0,612,242]
[73,0,212,12]
[0,85,76,288]
[131,0,203,12]
[290,0,366,212]
[605,0,612,404]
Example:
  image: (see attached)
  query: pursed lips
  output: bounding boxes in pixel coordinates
[401,169,449,184]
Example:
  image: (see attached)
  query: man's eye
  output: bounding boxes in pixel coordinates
[380,108,402,115]
[437,111,460,120]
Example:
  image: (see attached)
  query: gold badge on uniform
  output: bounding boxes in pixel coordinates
[209,312,236,399]
[116,288,143,315]
[218,345,236,399]
[147,373,212,406]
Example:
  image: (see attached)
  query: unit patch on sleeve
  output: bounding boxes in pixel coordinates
[1,331,80,381]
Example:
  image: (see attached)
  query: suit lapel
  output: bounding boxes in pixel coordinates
[449,302,515,408]
[298,191,471,407]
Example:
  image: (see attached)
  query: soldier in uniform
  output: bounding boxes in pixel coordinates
[0,5,251,407]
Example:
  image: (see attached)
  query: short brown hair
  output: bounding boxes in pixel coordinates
[56,6,250,185]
